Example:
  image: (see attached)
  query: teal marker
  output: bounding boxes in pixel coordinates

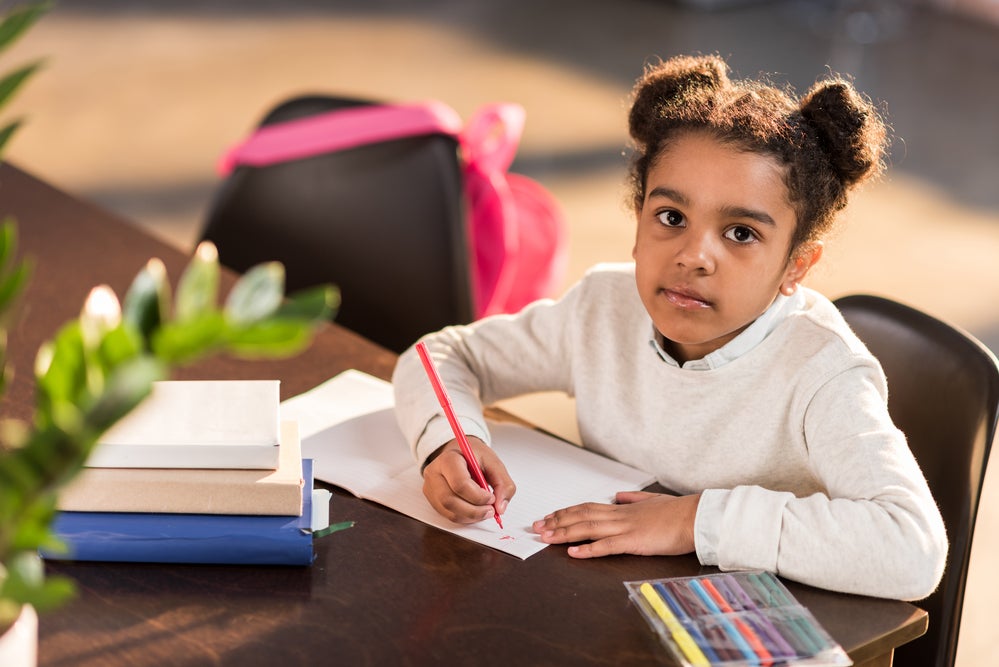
[747,573,824,655]
[689,578,760,665]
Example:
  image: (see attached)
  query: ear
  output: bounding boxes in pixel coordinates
[779,241,824,296]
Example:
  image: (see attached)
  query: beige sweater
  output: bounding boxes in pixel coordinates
[392,263,947,600]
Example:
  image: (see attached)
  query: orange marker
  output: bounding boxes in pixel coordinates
[701,578,773,666]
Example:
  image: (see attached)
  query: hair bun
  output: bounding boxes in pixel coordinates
[629,55,731,145]
[799,80,887,186]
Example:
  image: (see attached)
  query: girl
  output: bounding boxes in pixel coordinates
[392,54,946,600]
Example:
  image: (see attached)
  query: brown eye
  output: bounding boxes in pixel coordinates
[657,210,684,227]
[724,225,758,244]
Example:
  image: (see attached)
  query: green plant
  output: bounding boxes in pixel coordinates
[0,0,339,632]
[0,231,338,629]
[0,1,47,157]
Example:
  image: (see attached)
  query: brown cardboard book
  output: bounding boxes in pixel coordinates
[58,421,304,516]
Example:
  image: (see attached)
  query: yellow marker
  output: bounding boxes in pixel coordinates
[639,582,711,666]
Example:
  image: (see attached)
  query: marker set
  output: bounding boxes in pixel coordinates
[625,571,851,666]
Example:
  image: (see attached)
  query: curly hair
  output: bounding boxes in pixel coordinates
[627,54,888,252]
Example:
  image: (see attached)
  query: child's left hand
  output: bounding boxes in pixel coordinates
[531,491,702,558]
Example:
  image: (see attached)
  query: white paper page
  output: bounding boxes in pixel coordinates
[367,422,655,559]
[293,408,413,498]
[281,369,394,439]
[281,370,656,559]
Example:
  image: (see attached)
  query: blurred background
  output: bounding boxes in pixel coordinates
[2,0,998,664]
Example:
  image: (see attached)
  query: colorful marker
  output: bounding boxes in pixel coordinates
[719,575,797,659]
[666,580,741,662]
[747,572,824,655]
[689,578,760,665]
[639,582,711,666]
[700,578,773,666]
[654,582,721,664]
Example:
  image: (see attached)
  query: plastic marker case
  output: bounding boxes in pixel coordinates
[624,571,852,666]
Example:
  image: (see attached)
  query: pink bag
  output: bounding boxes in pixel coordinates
[219,100,568,319]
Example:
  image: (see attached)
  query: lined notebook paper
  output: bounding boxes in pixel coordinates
[280,370,655,559]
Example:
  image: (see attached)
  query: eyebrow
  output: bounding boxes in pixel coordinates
[647,186,777,227]
[721,205,776,227]
[648,186,688,206]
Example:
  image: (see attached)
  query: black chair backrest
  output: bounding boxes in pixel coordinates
[200,95,473,353]
[835,294,999,667]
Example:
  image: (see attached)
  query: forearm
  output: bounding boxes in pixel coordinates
[696,486,946,600]
[392,295,577,464]
[393,330,492,465]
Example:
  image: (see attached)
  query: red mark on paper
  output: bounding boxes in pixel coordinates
[499,535,516,541]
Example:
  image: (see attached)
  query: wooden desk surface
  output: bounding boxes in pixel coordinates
[0,162,926,666]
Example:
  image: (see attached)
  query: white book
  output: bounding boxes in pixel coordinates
[280,370,655,560]
[87,380,281,469]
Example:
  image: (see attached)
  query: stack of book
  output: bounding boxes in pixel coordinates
[45,380,327,566]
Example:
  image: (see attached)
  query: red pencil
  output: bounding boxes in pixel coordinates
[415,342,504,529]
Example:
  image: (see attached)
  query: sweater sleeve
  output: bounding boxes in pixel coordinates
[695,362,948,601]
[392,283,581,466]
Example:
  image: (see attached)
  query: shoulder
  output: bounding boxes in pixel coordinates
[774,287,886,386]
[579,261,636,286]
[790,288,872,357]
[566,262,644,319]
[572,262,638,302]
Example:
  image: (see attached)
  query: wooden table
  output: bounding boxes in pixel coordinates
[0,163,926,666]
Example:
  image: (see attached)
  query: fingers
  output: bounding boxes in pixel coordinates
[479,445,517,515]
[615,490,658,504]
[532,502,622,545]
[421,437,515,524]
[532,492,701,558]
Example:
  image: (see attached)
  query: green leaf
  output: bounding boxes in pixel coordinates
[35,322,87,409]
[175,242,220,321]
[0,457,68,539]
[150,312,227,365]
[0,61,42,113]
[8,498,57,553]
[0,554,75,613]
[223,319,315,358]
[0,118,22,156]
[0,257,29,325]
[224,262,285,325]
[95,324,143,372]
[122,259,169,345]
[83,356,165,434]
[0,217,16,270]
[276,284,339,322]
[0,1,50,54]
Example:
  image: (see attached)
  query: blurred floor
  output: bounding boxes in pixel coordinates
[3,1,998,665]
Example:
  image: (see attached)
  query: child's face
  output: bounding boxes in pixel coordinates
[632,132,818,363]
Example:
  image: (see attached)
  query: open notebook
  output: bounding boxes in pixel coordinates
[280,370,655,559]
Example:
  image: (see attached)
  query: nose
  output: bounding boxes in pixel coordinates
[675,229,716,274]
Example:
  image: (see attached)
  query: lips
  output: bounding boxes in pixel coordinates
[662,287,712,310]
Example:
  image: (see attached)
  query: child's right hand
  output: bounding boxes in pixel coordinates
[421,436,516,524]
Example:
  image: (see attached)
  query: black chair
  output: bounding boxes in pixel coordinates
[200,95,473,353]
[835,294,999,667]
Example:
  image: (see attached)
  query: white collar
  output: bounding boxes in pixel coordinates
[649,290,806,370]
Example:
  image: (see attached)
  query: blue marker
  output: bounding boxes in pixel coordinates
[689,578,760,665]
[719,575,797,659]
[654,582,721,663]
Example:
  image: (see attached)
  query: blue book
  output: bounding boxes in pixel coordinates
[44,460,316,566]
